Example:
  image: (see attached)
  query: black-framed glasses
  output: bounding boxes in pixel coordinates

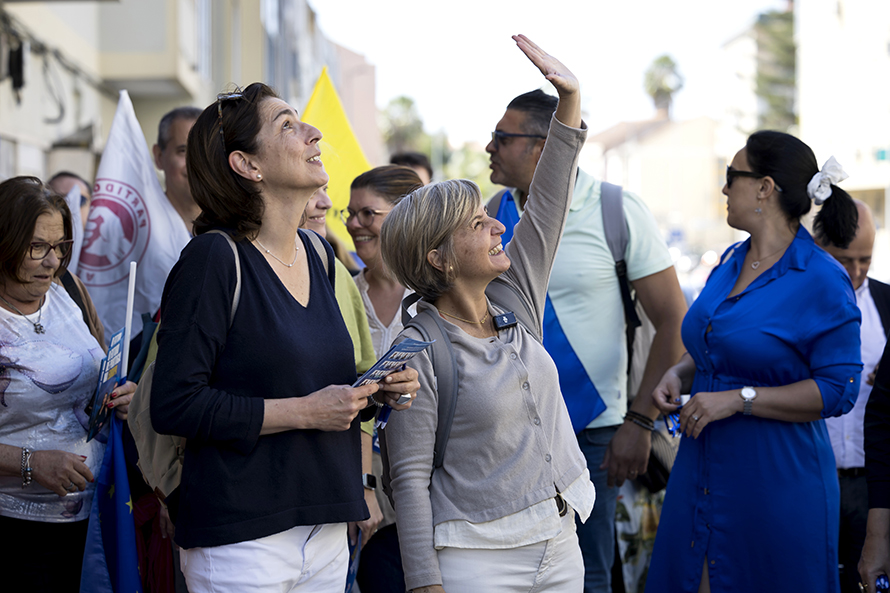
[339,207,391,227]
[490,130,546,150]
[29,240,74,260]
[217,91,244,150]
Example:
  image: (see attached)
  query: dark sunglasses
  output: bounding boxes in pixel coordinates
[29,240,74,260]
[725,166,765,188]
[490,130,546,150]
[725,166,783,192]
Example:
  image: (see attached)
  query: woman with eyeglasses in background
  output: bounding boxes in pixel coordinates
[342,165,423,593]
[150,83,419,592]
[646,131,862,593]
[0,176,136,591]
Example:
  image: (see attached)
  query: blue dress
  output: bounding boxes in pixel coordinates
[647,226,861,593]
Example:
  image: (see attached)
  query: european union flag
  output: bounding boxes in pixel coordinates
[80,414,143,593]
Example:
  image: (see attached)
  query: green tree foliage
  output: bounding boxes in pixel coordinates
[644,55,684,116]
[754,10,796,131]
[379,95,427,155]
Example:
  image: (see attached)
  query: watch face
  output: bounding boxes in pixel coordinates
[741,387,756,401]
[363,474,377,489]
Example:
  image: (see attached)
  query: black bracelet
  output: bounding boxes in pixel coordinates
[624,415,656,432]
[625,410,655,428]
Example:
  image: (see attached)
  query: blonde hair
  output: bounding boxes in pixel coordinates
[380,179,481,301]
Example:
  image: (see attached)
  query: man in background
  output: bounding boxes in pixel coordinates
[153,106,202,234]
[48,170,92,228]
[390,151,432,185]
[818,200,890,593]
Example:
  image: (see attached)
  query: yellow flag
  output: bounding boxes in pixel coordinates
[301,67,371,249]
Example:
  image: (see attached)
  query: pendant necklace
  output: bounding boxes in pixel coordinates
[255,233,300,267]
[0,293,46,334]
[750,243,790,270]
[439,309,490,325]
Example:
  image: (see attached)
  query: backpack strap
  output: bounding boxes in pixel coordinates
[206,230,242,326]
[404,306,460,470]
[300,229,335,289]
[600,182,641,369]
[60,269,89,327]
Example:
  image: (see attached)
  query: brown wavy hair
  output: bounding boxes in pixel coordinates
[188,83,278,240]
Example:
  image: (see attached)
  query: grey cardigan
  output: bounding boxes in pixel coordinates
[385,114,589,590]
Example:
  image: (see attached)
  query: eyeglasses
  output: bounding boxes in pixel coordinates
[29,240,74,260]
[339,207,391,227]
[217,91,244,151]
[490,130,546,150]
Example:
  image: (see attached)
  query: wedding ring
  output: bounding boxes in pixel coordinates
[692,415,700,422]
[66,482,76,493]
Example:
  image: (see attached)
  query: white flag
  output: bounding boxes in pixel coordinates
[64,185,84,272]
[77,91,191,344]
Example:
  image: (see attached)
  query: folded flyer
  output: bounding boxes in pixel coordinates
[352,338,433,388]
[86,327,125,442]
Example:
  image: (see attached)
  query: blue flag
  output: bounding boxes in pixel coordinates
[80,414,143,593]
[493,192,607,432]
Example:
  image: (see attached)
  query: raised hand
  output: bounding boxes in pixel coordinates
[513,34,579,98]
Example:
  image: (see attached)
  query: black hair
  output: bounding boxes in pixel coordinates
[745,130,857,248]
[506,89,558,137]
[389,152,433,180]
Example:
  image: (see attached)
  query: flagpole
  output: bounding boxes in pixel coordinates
[120,261,137,382]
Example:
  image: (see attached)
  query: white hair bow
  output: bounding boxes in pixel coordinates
[807,156,848,205]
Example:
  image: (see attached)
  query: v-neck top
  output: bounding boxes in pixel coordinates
[152,229,363,549]
[647,224,862,592]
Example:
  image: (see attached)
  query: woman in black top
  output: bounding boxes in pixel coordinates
[151,83,417,592]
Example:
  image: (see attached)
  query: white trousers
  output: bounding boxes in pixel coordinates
[180,523,348,593]
[437,510,584,592]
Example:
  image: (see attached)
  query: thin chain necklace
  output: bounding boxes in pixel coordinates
[0,293,45,334]
[750,241,791,270]
[255,233,300,267]
[439,309,490,325]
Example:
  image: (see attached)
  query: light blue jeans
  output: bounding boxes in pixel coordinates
[576,425,620,593]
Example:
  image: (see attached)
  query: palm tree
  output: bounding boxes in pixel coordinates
[644,55,684,119]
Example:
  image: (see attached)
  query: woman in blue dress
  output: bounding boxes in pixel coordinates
[647,131,862,593]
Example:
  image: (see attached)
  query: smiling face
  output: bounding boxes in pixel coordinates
[251,97,328,195]
[445,205,510,287]
[2,210,66,307]
[485,109,544,195]
[346,188,392,268]
[303,185,332,237]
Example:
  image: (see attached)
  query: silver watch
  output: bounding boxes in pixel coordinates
[740,386,757,416]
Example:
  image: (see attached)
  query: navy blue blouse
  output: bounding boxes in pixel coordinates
[152,230,366,549]
[648,225,862,592]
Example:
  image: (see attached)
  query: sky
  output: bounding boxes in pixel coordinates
[308,0,788,146]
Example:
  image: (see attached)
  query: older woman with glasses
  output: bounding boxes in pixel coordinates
[0,176,135,591]
[149,83,418,593]
[646,131,862,593]
[340,165,423,592]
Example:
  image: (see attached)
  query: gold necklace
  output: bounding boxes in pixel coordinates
[750,243,789,270]
[439,309,490,325]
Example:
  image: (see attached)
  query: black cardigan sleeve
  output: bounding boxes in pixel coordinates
[866,339,890,508]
